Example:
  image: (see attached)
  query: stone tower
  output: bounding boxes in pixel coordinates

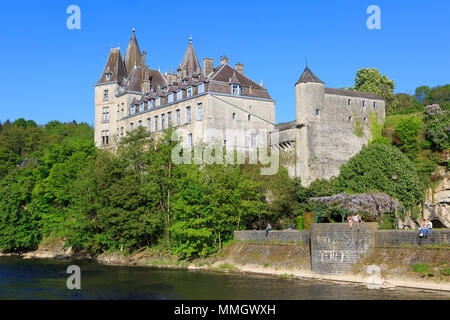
[295,67,324,185]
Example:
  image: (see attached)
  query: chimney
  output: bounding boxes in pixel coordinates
[203,58,214,76]
[220,55,229,65]
[140,50,147,66]
[235,63,244,75]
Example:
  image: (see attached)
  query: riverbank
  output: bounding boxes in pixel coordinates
[2,240,449,293]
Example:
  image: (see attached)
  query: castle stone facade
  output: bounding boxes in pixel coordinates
[95,29,385,185]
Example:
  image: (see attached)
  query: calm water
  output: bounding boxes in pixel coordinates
[0,257,449,300]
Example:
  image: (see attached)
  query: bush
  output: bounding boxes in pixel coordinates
[335,144,423,209]
[426,114,450,150]
[412,263,430,274]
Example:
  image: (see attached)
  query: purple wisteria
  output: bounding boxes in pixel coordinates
[309,193,401,218]
[424,104,445,118]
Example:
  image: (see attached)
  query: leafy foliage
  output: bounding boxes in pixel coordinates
[335,144,423,209]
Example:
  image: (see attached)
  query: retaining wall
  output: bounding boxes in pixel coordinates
[234,230,310,243]
[233,224,450,275]
[375,229,450,246]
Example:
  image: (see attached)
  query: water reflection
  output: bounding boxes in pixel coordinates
[0,257,448,300]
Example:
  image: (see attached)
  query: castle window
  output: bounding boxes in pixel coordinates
[197,103,203,121]
[147,118,151,131]
[364,117,368,123]
[348,99,351,106]
[232,112,236,120]
[315,109,320,116]
[187,87,193,98]
[106,73,111,81]
[186,106,191,123]
[139,103,145,113]
[130,123,134,130]
[102,107,110,122]
[120,127,124,136]
[348,116,352,121]
[101,130,109,145]
[161,113,166,129]
[168,93,174,103]
[130,105,136,115]
[187,133,193,149]
[168,112,172,127]
[104,90,109,101]
[251,132,257,148]
[155,116,159,131]
[248,114,251,121]
[232,84,240,95]
[198,83,204,94]
[138,120,142,127]
[373,102,377,108]
[176,109,181,126]
[149,99,153,108]
[362,100,366,107]
[177,90,182,100]
[155,98,160,107]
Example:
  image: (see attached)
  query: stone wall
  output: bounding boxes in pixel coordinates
[222,242,311,270]
[309,223,378,275]
[375,229,450,246]
[234,223,449,275]
[234,230,310,243]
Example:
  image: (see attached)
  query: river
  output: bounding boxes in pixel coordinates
[0,257,449,300]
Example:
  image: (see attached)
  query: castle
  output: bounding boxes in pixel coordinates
[95,29,385,185]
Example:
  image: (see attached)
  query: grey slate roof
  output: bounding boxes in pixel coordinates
[98,48,127,84]
[324,87,383,100]
[124,29,141,77]
[296,67,324,84]
[275,120,296,131]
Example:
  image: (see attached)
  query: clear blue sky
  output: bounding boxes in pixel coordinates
[0,0,449,126]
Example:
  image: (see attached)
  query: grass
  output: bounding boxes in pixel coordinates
[215,263,239,272]
[411,263,431,275]
[440,268,450,276]
[264,263,269,268]
[279,273,295,279]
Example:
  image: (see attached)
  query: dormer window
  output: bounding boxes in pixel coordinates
[139,103,145,113]
[177,90,182,100]
[155,97,160,107]
[120,86,125,93]
[149,99,153,108]
[130,105,136,115]
[186,87,193,98]
[232,84,240,95]
[106,73,111,81]
[168,93,174,103]
[198,83,205,94]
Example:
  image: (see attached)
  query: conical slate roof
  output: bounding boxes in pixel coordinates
[180,37,202,79]
[296,66,324,84]
[124,28,141,77]
[98,47,126,84]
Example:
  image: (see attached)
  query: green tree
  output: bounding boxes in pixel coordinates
[350,68,395,110]
[335,144,423,209]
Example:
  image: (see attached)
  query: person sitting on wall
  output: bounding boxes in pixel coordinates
[265,223,272,237]
[348,214,362,231]
[418,219,427,237]
[423,219,433,238]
